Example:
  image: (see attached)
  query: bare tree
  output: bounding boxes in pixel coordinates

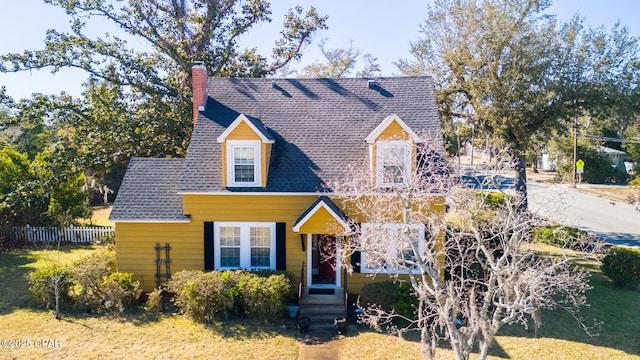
[299,39,380,78]
[330,137,600,360]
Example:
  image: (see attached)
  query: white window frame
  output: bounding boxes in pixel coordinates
[226,140,261,187]
[360,223,425,274]
[214,222,276,270]
[376,140,412,187]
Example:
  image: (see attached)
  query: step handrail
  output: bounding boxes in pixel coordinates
[298,261,304,305]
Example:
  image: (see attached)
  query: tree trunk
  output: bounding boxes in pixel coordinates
[478,338,491,360]
[421,326,436,360]
[514,155,528,213]
[53,276,61,320]
[419,300,437,359]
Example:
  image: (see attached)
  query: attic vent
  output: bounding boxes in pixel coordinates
[271,80,276,88]
[367,79,376,88]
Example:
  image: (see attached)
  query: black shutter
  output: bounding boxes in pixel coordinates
[275,222,286,271]
[351,222,362,273]
[351,251,361,273]
[204,222,214,271]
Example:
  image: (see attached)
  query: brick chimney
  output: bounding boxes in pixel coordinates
[191,62,208,125]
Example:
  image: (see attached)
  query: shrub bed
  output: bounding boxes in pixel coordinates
[26,249,140,315]
[359,280,418,320]
[26,264,74,310]
[601,246,640,289]
[532,226,596,249]
[166,269,294,324]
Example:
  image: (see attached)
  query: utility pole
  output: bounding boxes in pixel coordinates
[456,125,461,171]
[470,122,475,166]
[572,118,578,188]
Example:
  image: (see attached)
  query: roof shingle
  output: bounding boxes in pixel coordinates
[109,158,189,222]
[178,77,441,193]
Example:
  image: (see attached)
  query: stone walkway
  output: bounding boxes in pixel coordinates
[296,327,345,360]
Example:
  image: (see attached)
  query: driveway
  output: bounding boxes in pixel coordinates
[528,181,640,248]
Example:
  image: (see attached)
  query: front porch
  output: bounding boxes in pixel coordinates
[298,283,347,328]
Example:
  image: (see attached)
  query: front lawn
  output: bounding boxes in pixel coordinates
[0,244,638,359]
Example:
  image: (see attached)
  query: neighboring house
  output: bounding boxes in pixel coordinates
[538,146,630,172]
[598,145,627,170]
[109,64,443,299]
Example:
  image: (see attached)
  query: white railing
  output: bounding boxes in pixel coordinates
[10,225,115,243]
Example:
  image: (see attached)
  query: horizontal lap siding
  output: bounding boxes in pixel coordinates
[347,274,413,294]
[115,222,201,291]
[183,194,319,283]
[297,207,344,234]
[116,194,445,292]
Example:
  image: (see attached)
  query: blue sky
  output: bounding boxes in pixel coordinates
[1,0,639,100]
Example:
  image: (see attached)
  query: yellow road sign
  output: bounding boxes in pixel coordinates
[576,159,584,169]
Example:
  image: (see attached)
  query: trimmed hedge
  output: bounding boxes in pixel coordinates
[532,226,593,248]
[476,191,513,208]
[26,250,140,316]
[26,265,73,310]
[70,250,117,310]
[601,246,640,289]
[166,269,295,324]
[99,272,142,314]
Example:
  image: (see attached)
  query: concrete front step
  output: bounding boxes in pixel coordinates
[300,304,344,314]
[297,288,347,330]
[299,313,347,329]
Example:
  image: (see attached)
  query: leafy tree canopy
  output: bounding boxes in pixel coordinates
[1,0,328,103]
[397,0,640,210]
[0,0,329,207]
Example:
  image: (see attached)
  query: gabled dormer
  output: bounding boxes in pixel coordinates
[365,114,422,187]
[217,114,275,187]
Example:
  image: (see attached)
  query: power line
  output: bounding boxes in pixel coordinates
[582,134,640,144]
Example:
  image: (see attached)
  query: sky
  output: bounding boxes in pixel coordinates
[1,0,639,100]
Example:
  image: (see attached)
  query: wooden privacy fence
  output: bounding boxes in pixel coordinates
[9,225,115,243]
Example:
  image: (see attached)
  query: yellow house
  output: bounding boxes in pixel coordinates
[109,65,443,318]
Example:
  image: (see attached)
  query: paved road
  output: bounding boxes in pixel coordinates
[528,181,640,247]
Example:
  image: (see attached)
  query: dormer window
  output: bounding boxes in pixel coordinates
[227,140,261,186]
[217,114,275,188]
[365,114,421,188]
[377,140,411,186]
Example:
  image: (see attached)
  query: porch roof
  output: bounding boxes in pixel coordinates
[292,196,350,233]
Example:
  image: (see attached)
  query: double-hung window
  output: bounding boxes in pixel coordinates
[376,141,411,186]
[214,222,275,269]
[360,223,425,273]
[226,140,261,187]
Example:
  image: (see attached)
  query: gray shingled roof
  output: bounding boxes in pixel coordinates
[178,77,441,193]
[109,158,189,222]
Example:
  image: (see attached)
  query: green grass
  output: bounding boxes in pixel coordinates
[77,205,114,227]
[344,247,640,359]
[0,244,298,359]
[1,244,639,359]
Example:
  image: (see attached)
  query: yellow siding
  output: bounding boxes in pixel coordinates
[221,143,227,186]
[182,195,318,282]
[346,273,413,294]
[115,222,200,291]
[262,143,271,186]
[115,194,445,293]
[225,121,262,141]
[376,120,412,141]
[297,206,345,234]
[220,121,271,187]
[370,120,417,183]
